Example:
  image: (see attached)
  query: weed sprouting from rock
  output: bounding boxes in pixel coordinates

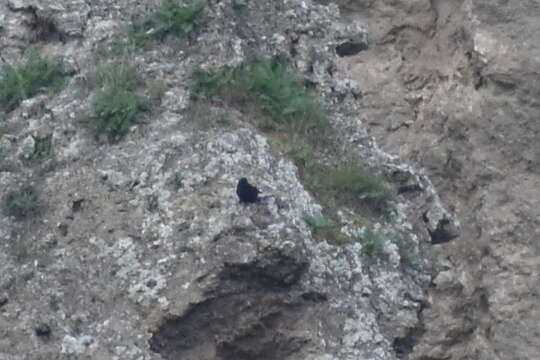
[92,87,144,143]
[192,58,328,134]
[130,0,207,47]
[85,61,146,143]
[356,228,386,258]
[3,185,42,220]
[0,51,66,112]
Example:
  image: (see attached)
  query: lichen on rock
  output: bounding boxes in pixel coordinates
[0,0,460,359]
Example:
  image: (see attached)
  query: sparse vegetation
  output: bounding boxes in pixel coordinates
[328,161,392,212]
[3,185,42,219]
[238,59,328,133]
[305,214,349,244]
[306,214,334,230]
[185,101,234,129]
[0,149,11,172]
[397,240,420,269]
[192,57,393,240]
[85,62,140,91]
[92,86,145,143]
[172,172,184,189]
[192,58,328,134]
[86,62,146,143]
[356,228,386,258]
[0,51,66,112]
[130,0,207,47]
[31,136,53,161]
[231,0,247,11]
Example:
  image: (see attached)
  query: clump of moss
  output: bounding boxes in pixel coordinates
[0,51,66,112]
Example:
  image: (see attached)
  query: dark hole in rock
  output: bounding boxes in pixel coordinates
[397,183,422,195]
[149,293,315,360]
[28,9,65,42]
[392,305,426,358]
[35,323,51,337]
[304,79,317,90]
[290,45,298,57]
[428,218,458,244]
[336,41,368,57]
[422,211,459,244]
[72,199,84,212]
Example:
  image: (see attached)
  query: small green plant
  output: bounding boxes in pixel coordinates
[192,58,328,134]
[172,172,184,189]
[329,161,392,213]
[185,101,234,129]
[238,59,328,133]
[0,51,66,112]
[0,149,11,172]
[86,61,146,143]
[357,228,386,258]
[397,240,420,270]
[85,62,140,91]
[306,214,334,229]
[27,135,59,173]
[305,214,350,245]
[232,0,247,11]
[191,66,234,99]
[92,86,144,143]
[32,136,53,160]
[3,185,42,219]
[130,0,206,46]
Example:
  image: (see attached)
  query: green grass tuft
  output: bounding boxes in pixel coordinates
[85,61,146,143]
[85,62,139,91]
[306,214,334,229]
[0,51,66,112]
[191,66,234,99]
[239,59,328,132]
[397,240,420,270]
[356,228,386,258]
[192,58,328,134]
[331,162,392,208]
[130,0,206,47]
[3,185,42,219]
[32,136,53,161]
[92,86,144,143]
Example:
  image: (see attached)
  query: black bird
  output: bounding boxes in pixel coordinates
[236,178,260,204]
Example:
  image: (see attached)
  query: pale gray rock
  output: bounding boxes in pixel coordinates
[0,0,459,359]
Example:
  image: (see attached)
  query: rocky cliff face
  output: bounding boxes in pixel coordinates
[329,0,540,359]
[0,0,456,359]
[2,0,535,359]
